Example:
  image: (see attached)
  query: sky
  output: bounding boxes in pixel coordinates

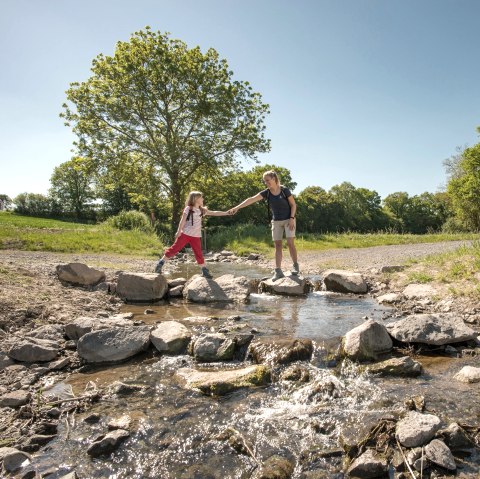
[1,0,479,200]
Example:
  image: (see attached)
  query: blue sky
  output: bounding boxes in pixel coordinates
[1,0,479,200]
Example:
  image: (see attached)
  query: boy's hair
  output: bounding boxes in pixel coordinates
[186,191,203,208]
[263,170,280,184]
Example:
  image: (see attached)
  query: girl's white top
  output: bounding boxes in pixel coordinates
[182,206,202,237]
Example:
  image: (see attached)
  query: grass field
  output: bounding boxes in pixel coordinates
[0,212,162,256]
[1,212,478,257]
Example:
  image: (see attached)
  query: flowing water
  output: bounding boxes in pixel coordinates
[28,263,480,478]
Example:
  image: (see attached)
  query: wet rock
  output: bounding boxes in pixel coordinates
[0,390,31,407]
[86,429,130,457]
[110,382,146,395]
[440,422,474,450]
[347,448,388,478]
[280,365,310,382]
[453,365,480,383]
[343,320,392,361]
[396,411,442,447]
[402,283,435,299]
[2,449,32,473]
[58,473,78,479]
[425,439,456,471]
[84,413,102,423]
[376,293,402,304]
[387,313,477,345]
[168,277,187,288]
[259,275,309,296]
[0,447,19,461]
[323,269,368,294]
[108,414,131,431]
[249,338,313,365]
[116,272,168,302]
[8,337,59,362]
[367,356,422,377]
[176,365,271,396]
[65,316,133,340]
[183,274,250,302]
[168,285,184,297]
[251,455,294,479]
[56,262,105,286]
[192,333,235,362]
[77,327,150,363]
[150,321,191,355]
[46,407,61,418]
[23,434,57,450]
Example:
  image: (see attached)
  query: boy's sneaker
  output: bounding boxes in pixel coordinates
[291,262,300,275]
[271,268,285,281]
[154,260,164,274]
[201,267,213,279]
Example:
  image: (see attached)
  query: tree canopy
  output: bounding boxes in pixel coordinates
[61,28,270,228]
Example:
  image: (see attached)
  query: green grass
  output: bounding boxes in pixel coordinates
[0,212,162,256]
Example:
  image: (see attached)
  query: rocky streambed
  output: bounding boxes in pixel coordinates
[0,250,479,478]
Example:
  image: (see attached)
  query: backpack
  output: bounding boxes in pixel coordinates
[265,186,288,222]
[186,207,204,225]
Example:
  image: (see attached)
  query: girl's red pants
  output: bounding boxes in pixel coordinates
[164,233,204,264]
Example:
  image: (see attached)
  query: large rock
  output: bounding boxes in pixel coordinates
[396,411,442,447]
[453,365,480,383]
[116,273,168,302]
[8,338,59,362]
[252,455,294,479]
[347,449,388,478]
[65,316,133,340]
[403,283,436,299]
[367,356,422,377]
[425,439,456,471]
[192,333,235,362]
[323,269,368,294]
[387,313,477,345]
[2,449,32,473]
[176,365,271,396]
[183,274,250,303]
[0,390,31,408]
[150,321,191,354]
[376,293,402,304]
[249,338,313,365]
[0,353,14,370]
[343,320,392,361]
[440,423,474,450]
[56,263,105,287]
[77,327,150,363]
[259,275,309,296]
[87,429,130,457]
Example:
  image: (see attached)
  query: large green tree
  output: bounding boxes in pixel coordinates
[49,157,95,219]
[446,141,480,230]
[61,28,270,228]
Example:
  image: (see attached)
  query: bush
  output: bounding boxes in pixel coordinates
[441,216,472,233]
[105,210,155,234]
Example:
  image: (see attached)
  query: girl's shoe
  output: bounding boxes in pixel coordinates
[201,267,213,279]
[155,260,164,274]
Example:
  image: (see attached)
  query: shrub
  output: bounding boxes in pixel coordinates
[105,210,154,234]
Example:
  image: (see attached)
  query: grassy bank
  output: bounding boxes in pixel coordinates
[401,241,480,298]
[0,212,162,256]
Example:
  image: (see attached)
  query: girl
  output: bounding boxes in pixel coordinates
[155,191,230,278]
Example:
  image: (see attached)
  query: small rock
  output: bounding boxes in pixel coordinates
[425,439,456,471]
[453,365,480,383]
[86,429,130,457]
[0,390,31,408]
[252,454,294,479]
[367,356,422,377]
[440,422,474,450]
[347,448,388,478]
[48,357,71,370]
[396,411,442,447]
[144,309,155,315]
[108,414,131,431]
[2,450,32,473]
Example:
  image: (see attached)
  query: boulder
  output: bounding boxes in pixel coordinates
[168,277,187,288]
[65,316,133,340]
[249,338,313,365]
[367,356,422,377]
[387,313,477,345]
[347,449,388,478]
[343,320,392,361]
[176,365,271,396]
[376,293,402,304]
[0,390,31,408]
[402,283,436,299]
[56,263,105,286]
[192,333,235,362]
[323,269,368,294]
[8,337,59,362]
[116,272,168,302]
[183,274,250,303]
[425,439,456,471]
[168,285,184,297]
[77,327,150,363]
[87,429,130,457]
[150,321,191,355]
[453,365,480,383]
[396,411,442,447]
[259,275,309,296]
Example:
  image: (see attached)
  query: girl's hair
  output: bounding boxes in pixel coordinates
[185,191,206,216]
[263,170,280,184]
